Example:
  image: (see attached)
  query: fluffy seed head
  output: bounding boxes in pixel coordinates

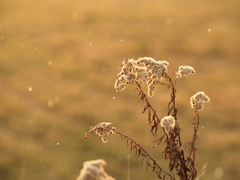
[84,122,116,143]
[115,57,170,97]
[175,66,195,78]
[77,159,116,180]
[160,115,175,134]
[190,92,210,111]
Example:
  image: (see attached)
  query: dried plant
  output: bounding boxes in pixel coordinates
[76,159,116,180]
[85,57,210,180]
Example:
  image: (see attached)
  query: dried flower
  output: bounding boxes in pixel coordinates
[175,66,195,78]
[84,122,116,143]
[136,57,156,66]
[161,60,170,66]
[127,73,136,84]
[122,58,129,65]
[115,83,127,92]
[160,115,175,134]
[115,57,169,97]
[190,92,210,111]
[137,67,148,83]
[147,83,156,97]
[76,159,116,180]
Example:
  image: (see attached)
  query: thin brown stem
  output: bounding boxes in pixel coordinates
[186,111,200,179]
[115,130,175,180]
[136,79,189,179]
[135,82,161,136]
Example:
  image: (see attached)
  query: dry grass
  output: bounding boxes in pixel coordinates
[0,0,240,179]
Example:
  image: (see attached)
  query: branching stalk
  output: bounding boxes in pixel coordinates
[85,57,210,180]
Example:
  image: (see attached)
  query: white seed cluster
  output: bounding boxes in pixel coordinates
[77,159,116,180]
[175,66,195,78]
[114,57,169,97]
[160,115,176,134]
[190,92,210,111]
[85,122,116,143]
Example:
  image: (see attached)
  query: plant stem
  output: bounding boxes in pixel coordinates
[115,130,175,179]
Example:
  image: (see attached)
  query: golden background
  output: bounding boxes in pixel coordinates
[0,0,239,179]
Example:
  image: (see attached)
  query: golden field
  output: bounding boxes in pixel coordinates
[0,0,239,179]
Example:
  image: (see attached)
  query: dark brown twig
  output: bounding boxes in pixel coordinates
[185,111,200,179]
[136,80,189,180]
[135,81,161,136]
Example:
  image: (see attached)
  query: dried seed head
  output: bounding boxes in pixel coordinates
[122,58,129,65]
[160,115,175,134]
[175,72,182,78]
[115,57,169,97]
[127,73,136,84]
[77,159,116,180]
[136,67,148,83]
[136,57,156,66]
[116,83,127,92]
[150,61,168,79]
[175,66,195,78]
[190,92,210,111]
[147,83,156,97]
[161,60,169,66]
[84,122,116,143]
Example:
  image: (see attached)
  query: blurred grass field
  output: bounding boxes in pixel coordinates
[0,0,240,179]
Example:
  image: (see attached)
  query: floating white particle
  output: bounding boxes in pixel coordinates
[47,100,54,107]
[214,167,224,179]
[35,47,38,50]
[112,97,115,99]
[208,29,211,32]
[202,126,204,129]
[48,61,52,66]
[102,67,107,72]
[120,39,123,42]
[89,42,92,46]
[56,142,59,145]
[28,87,33,92]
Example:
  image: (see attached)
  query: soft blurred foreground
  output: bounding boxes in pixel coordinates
[0,0,239,180]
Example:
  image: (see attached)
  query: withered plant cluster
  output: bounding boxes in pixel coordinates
[77,159,116,180]
[85,57,210,180]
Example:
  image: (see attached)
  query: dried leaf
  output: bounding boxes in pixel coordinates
[141,155,146,163]
[148,108,152,124]
[143,104,149,113]
[141,93,146,100]
[136,148,141,158]
[152,163,156,172]
[146,160,149,171]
